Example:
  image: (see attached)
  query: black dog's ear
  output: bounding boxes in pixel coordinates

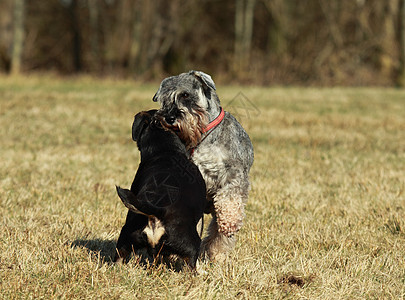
[132,114,144,142]
[116,185,164,217]
[116,186,147,215]
[132,111,150,142]
[189,70,216,91]
[147,109,158,116]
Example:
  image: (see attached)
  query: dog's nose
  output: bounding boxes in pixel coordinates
[165,116,176,124]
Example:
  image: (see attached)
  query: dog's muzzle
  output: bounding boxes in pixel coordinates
[154,110,180,131]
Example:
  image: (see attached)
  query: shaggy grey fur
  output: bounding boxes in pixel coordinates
[153,70,254,261]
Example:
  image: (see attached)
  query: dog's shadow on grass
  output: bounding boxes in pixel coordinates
[71,238,116,263]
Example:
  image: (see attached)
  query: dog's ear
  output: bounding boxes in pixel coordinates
[116,186,164,218]
[132,114,144,142]
[190,70,216,91]
[132,111,151,142]
[152,92,158,102]
[116,186,147,215]
[152,85,162,102]
[147,109,158,116]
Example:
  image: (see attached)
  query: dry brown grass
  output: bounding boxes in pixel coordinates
[0,75,404,299]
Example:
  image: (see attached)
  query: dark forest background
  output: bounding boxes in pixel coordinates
[1,0,405,86]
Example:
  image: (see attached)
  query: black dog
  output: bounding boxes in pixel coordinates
[114,110,206,270]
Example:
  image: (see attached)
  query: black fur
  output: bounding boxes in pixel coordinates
[114,110,206,270]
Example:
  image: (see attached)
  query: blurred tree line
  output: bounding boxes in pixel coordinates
[1,0,404,86]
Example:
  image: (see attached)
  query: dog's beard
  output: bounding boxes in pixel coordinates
[157,107,208,150]
[176,108,208,149]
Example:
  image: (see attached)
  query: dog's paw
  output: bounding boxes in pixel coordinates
[196,260,208,275]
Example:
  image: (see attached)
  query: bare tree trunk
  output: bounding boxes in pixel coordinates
[264,0,288,55]
[243,0,255,63]
[0,0,13,71]
[234,0,256,75]
[68,0,82,72]
[146,2,164,73]
[316,0,345,81]
[88,0,100,71]
[319,0,343,48]
[130,1,177,77]
[379,0,399,81]
[11,0,25,75]
[399,0,405,86]
[135,0,154,75]
[234,0,244,72]
[129,0,142,74]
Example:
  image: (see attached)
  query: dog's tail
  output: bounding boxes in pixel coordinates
[115,186,165,219]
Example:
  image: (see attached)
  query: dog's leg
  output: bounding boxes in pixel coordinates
[114,226,133,263]
[195,259,208,275]
[200,214,236,262]
[114,247,130,263]
[196,216,204,238]
[170,227,201,271]
[201,175,248,262]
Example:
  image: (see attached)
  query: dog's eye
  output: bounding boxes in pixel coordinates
[151,119,161,128]
[179,92,189,99]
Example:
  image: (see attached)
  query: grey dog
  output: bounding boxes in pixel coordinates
[153,70,254,261]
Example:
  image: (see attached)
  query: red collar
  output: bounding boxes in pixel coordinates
[203,107,224,133]
[189,107,224,156]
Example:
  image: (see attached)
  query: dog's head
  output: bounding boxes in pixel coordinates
[131,109,158,143]
[153,71,221,149]
[132,109,187,156]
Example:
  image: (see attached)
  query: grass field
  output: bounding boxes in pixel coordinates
[0,75,404,299]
